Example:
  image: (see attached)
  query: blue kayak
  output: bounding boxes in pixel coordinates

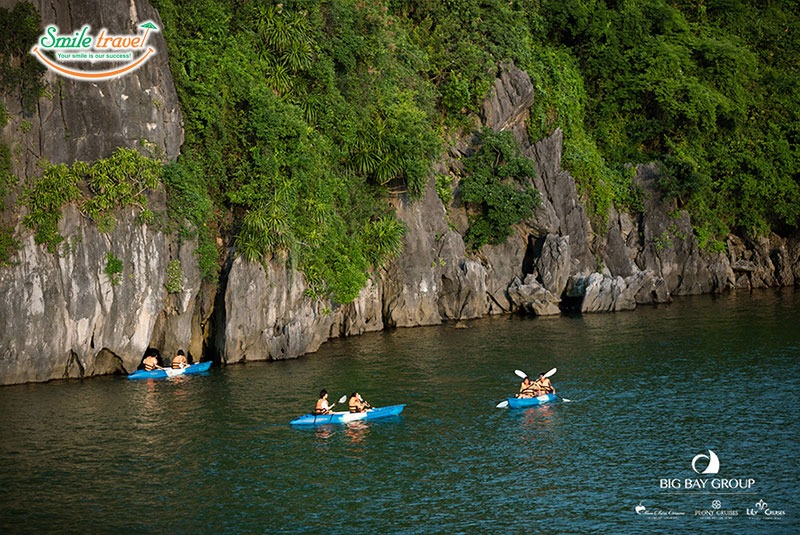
[290,404,406,425]
[506,393,558,408]
[127,361,212,380]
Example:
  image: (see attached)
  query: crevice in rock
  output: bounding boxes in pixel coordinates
[522,235,545,276]
[64,350,85,379]
[206,249,235,364]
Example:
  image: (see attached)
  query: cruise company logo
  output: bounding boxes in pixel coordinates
[634,501,685,518]
[30,21,160,81]
[695,499,739,518]
[746,499,787,519]
[691,449,720,474]
[658,449,755,491]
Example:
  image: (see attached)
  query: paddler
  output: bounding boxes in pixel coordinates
[315,389,332,415]
[348,392,371,413]
[532,372,555,395]
[143,353,162,371]
[171,349,188,369]
[516,377,537,398]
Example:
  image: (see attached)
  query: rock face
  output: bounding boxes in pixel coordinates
[0,206,171,382]
[219,256,382,363]
[0,0,186,384]
[1,50,798,385]
[1,0,184,178]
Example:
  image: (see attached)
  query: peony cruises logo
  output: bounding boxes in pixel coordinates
[30,21,160,81]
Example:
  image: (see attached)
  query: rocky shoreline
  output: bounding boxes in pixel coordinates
[1,3,798,386]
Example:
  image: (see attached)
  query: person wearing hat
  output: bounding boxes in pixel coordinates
[171,349,189,369]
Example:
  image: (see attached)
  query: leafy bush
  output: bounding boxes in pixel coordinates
[460,129,540,249]
[0,2,45,111]
[540,0,800,240]
[0,224,20,267]
[166,259,182,293]
[104,252,123,286]
[19,149,163,251]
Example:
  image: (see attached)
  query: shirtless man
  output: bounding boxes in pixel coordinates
[348,392,371,413]
[315,390,331,415]
[171,349,188,369]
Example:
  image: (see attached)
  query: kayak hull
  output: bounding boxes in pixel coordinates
[127,361,212,380]
[506,393,557,408]
[290,404,406,425]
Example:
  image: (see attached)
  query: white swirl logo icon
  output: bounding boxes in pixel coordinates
[691,449,720,474]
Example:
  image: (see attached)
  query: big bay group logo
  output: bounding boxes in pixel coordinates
[659,449,755,491]
[30,21,160,81]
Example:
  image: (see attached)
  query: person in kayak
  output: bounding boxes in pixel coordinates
[348,392,372,413]
[171,349,188,369]
[143,354,162,371]
[516,377,537,398]
[315,390,332,415]
[532,372,555,395]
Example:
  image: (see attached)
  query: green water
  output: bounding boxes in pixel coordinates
[1,290,798,534]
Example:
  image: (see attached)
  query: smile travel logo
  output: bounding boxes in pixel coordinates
[30,21,160,81]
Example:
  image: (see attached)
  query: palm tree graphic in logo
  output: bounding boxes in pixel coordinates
[691,449,720,474]
[139,22,159,44]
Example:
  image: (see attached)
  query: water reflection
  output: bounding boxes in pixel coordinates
[314,425,335,448]
[343,421,369,449]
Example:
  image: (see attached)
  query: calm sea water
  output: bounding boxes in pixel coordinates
[1,290,798,534]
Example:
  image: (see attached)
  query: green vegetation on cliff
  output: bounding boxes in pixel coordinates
[153,0,435,300]
[541,0,800,244]
[461,129,541,249]
[2,0,798,296]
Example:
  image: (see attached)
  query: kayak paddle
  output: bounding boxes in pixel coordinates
[515,367,557,380]
[329,394,348,410]
[498,368,564,407]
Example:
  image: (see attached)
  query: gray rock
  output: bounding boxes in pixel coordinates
[530,234,571,296]
[507,275,561,316]
[480,64,535,135]
[569,271,656,313]
[220,255,382,363]
[479,228,528,314]
[529,130,594,271]
[0,206,170,384]
[1,0,184,181]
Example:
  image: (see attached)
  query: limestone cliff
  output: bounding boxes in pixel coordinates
[1,9,797,386]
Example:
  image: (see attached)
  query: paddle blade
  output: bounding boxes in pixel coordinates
[338,395,348,404]
[496,400,509,408]
[514,369,528,379]
[543,367,557,378]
